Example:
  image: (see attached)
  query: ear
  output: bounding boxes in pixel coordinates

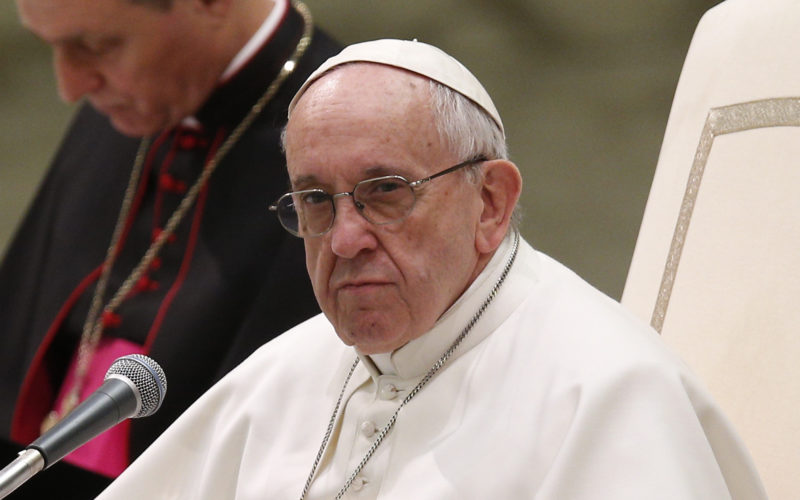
[475,160,523,254]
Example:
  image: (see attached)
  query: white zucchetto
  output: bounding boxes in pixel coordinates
[287,38,504,136]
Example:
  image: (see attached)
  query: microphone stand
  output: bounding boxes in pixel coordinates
[0,449,45,499]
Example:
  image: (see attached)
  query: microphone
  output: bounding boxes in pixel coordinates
[0,354,167,499]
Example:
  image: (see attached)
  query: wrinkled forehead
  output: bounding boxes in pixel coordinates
[284,65,451,186]
[290,62,432,120]
[16,0,167,42]
[287,38,504,136]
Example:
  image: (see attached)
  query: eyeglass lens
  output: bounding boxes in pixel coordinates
[277,176,416,237]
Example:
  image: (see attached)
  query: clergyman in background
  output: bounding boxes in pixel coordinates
[0,0,338,497]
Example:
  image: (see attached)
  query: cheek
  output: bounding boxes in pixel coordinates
[114,39,187,97]
[101,57,161,104]
[399,209,478,299]
[387,234,446,303]
[304,242,330,296]
[303,242,319,282]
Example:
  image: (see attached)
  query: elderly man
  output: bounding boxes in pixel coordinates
[96,40,766,499]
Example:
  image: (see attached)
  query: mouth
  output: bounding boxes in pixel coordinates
[340,280,390,288]
[91,101,132,122]
[335,280,393,294]
[89,96,121,112]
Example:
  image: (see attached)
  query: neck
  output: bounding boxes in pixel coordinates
[240,0,278,39]
[216,0,278,73]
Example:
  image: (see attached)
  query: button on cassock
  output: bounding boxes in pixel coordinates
[351,476,368,491]
[360,420,377,438]
[378,383,398,400]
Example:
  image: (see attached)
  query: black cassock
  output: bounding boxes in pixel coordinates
[0,6,339,497]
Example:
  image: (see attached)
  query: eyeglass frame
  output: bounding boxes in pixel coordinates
[269,155,489,238]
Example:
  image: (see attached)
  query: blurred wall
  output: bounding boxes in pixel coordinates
[0,0,722,299]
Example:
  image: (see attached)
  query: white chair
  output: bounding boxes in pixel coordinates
[622,1,800,498]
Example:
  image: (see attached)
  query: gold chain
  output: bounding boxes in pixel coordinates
[41,0,314,434]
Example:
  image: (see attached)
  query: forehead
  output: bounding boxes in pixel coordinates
[16,0,161,40]
[293,64,432,127]
[285,64,450,181]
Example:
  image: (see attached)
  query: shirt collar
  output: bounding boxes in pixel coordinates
[181,0,291,129]
[219,0,288,82]
[189,0,305,130]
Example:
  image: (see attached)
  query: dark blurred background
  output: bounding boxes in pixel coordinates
[0,0,722,299]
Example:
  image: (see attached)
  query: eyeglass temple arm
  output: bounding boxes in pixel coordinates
[410,156,488,187]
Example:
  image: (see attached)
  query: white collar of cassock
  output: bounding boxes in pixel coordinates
[181,0,288,129]
[362,232,533,380]
[220,0,288,81]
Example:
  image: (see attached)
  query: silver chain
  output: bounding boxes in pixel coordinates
[299,231,520,500]
[299,358,360,500]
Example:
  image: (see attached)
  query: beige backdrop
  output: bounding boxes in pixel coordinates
[0,0,721,299]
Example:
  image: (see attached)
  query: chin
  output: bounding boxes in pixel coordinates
[109,119,156,138]
[349,328,408,354]
[108,110,173,138]
[332,305,414,353]
[342,324,406,355]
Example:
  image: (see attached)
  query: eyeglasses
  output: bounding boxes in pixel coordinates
[269,156,487,238]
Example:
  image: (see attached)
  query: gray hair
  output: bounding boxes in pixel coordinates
[427,80,507,162]
[427,80,522,231]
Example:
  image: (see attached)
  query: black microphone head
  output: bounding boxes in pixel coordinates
[105,355,167,418]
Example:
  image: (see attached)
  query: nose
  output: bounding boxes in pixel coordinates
[329,195,377,259]
[53,48,104,103]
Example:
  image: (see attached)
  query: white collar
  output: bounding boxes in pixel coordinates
[220,0,288,82]
[180,0,287,128]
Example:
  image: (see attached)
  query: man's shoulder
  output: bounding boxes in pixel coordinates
[222,313,343,380]
[259,312,339,355]
[49,104,140,180]
[524,247,651,333]
[515,246,689,379]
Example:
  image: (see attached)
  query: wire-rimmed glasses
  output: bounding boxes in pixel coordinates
[269,156,487,238]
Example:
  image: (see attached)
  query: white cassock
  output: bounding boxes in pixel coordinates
[97,234,765,499]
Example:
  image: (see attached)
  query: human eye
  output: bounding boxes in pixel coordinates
[362,178,406,197]
[299,190,330,206]
[376,179,405,193]
[72,36,122,58]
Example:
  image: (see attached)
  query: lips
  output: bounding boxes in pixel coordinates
[331,275,394,296]
[89,94,134,113]
[329,259,398,296]
[91,101,127,119]
[336,279,391,290]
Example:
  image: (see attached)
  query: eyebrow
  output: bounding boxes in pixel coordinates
[24,25,85,46]
[289,174,322,191]
[290,164,413,191]
[364,164,409,178]
[31,29,121,56]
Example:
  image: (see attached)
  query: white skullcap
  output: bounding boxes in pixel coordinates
[288,39,504,135]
